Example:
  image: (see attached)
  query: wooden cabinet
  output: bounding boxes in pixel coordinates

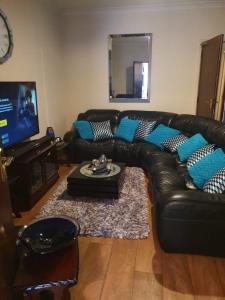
[7,142,59,212]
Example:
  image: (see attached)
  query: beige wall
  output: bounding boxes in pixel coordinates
[0,0,64,137]
[61,6,225,129]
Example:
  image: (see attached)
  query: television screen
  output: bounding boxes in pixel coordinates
[0,82,39,148]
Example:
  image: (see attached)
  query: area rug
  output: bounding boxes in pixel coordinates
[36,167,150,239]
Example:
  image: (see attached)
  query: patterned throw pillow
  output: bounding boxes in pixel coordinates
[203,167,225,194]
[187,144,215,168]
[162,134,188,152]
[135,120,156,140]
[188,148,225,189]
[177,133,208,162]
[144,124,180,149]
[90,120,113,141]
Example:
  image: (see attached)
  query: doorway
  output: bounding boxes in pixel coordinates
[215,44,225,122]
[196,35,224,119]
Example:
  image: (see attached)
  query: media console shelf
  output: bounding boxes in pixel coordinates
[7,139,59,212]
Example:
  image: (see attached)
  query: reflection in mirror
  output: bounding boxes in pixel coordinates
[109,34,152,103]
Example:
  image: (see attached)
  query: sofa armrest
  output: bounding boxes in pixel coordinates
[158,190,225,220]
[63,129,79,143]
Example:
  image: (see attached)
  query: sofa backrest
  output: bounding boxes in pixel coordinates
[77,109,120,131]
[171,114,225,151]
[118,110,177,126]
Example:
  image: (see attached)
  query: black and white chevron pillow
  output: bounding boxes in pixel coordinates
[203,167,225,194]
[187,144,215,168]
[135,120,156,140]
[90,120,113,141]
[162,134,188,152]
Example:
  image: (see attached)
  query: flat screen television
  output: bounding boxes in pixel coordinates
[0,82,39,148]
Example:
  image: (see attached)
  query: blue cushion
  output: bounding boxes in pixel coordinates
[144,124,180,149]
[74,120,93,140]
[188,148,225,189]
[115,117,139,142]
[177,133,208,162]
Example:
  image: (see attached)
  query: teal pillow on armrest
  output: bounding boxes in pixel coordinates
[115,117,139,142]
[73,120,94,140]
[177,133,208,162]
[144,124,180,149]
[188,148,225,189]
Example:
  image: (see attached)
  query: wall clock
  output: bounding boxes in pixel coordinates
[0,9,13,64]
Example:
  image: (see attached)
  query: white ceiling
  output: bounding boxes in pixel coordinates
[45,0,225,12]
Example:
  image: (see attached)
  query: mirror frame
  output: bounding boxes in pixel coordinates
[108,33,152,103]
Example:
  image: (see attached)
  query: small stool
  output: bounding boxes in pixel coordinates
[13,239,79,300]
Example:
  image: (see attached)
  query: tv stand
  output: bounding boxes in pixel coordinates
[7,138,59,212]
[6,136,53,159]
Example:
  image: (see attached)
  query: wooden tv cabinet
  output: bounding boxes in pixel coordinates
[7,140,59,212]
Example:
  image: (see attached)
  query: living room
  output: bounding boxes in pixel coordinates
[0,0,225,299]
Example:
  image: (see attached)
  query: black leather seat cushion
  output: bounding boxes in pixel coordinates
[73,138,115,162]
[141,150,177,173]
[113,140,159,165]
[151,167,186,198]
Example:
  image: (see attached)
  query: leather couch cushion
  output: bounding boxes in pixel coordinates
[77,109,120,132]
[171,114,225,152]
[118,110,177,126]
[113,140,158,166]
[151,167,186,197]
[113,140,144,165]
[73,138,114,162]
[142,150,177,172]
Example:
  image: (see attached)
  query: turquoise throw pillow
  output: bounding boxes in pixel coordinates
[177,133,208,162]
[74,120,93,140]
[115,117,139,142]
[188,148,225,189]
[144,124,180,149]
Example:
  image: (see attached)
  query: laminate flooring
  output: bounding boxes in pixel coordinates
[14,166,225,300]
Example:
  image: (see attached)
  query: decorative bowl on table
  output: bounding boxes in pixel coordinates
[17,216,80,255]
[79,154,121,178]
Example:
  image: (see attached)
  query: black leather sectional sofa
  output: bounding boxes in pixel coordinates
[64,109,225,257]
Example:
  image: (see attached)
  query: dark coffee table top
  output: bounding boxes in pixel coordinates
[67,161,125,185]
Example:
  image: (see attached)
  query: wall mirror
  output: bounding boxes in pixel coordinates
[108,33,152,103]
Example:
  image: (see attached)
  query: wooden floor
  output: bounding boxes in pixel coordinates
[14,166,225,300]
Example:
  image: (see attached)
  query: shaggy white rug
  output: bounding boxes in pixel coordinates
[37,167,150,239]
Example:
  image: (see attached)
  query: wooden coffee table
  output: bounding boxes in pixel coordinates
[67,162,125,199]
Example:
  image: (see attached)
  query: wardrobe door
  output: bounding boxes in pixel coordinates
[0,149,16,300]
